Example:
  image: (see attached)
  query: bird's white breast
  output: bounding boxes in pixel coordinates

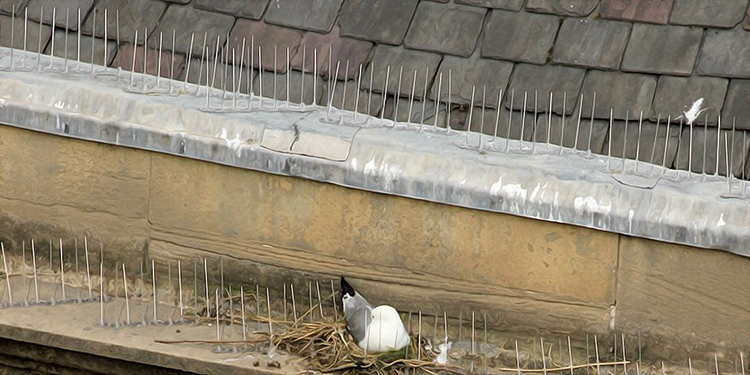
[357,314,410,352]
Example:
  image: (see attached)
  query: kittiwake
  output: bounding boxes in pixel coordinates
[340,278,410,353]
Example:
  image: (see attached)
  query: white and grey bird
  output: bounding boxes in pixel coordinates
[340,278,410,353]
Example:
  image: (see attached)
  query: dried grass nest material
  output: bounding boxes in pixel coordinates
[168,294,462,374]
[162,293,629,374]
[268,319,461,375]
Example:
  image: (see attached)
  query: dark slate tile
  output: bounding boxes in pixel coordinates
[600,0,674,24]
[455,0,525,10]
[404,2,486,57]
[621,24,702,76]
[151,5,235,56]
[580,70,657,120]
[163,0,190,3]
[526,0,598,16]
[552,18,631,70]
[264,0,342,32]
[669,0,747,28]
[697,29,750,79]
[339,0,419,45]
[533,111,609,153]
[26,0,94,31]
[0,15,50,50]
[674,127,750,176]
[604,118,681,165]
[464,107,535,140]
[179,55,256,93]
[229,19,303,73]
[46,30,117,65]
[290,25,373,79]
[110,43,186,78]
[652,76,727,126]
[362,45,442,100]
[382,96,437,123]
[721,80,750,131]
[422,102,452,129]
[482,10,559,64]
[252,69,324,105]
[430,55,513,107]
[321,80,384,115]
[82,0,166,43]
[194,0,269,19]
[380,99,449,127]
[0,0,26,16]
[506,63,586,115]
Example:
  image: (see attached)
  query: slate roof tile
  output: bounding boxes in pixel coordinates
[362,44,442,100]
[151,4,236,56]
[264,0,342,33]
[0,15,50,50]
[621,23,702,76]
[669,0,748,28]
[455,0,525,11]
[721,80,750,131]
[599,0,674,24]
[552,18,631,70]
[482,10,559,64]
[48,30,117,65]
[605,118,681,165]
[0,0,26,16]
[405,2,486,57]
[533,112,609,153]
[179,55,256,93]
[339,0,419,45]
[697,29,750,79]
[26,0,94,31]
[82,0,166,43]
[464,107,535,140]
[652,76,728,126]
[110,43,186,79]
[674,127,750,176]
[321,80,384,116]
[431,54,514,108]
[194,0,269,20]
[252,69,324,105]
[506,63,586,115]
[229,19,303,73]
[526,0,598,17]
[580,70,657,120]
[290,25,373,79]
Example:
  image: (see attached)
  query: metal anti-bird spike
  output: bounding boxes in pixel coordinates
[123,263,131,326]
[342,60,351,119]
[59,239,66,302]
[1,243,13,306]
[98,262,105,326]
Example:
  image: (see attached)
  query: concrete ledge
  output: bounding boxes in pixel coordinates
[0,292,293,375]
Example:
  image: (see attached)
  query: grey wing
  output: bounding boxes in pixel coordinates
[343,293,373,343]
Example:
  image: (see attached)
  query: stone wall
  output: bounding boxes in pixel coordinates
[0,124,748,360]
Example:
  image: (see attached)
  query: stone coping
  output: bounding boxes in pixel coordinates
[0,47,747,258]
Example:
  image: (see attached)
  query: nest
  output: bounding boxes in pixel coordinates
[161,289,465,374]
[268,319,462,375]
